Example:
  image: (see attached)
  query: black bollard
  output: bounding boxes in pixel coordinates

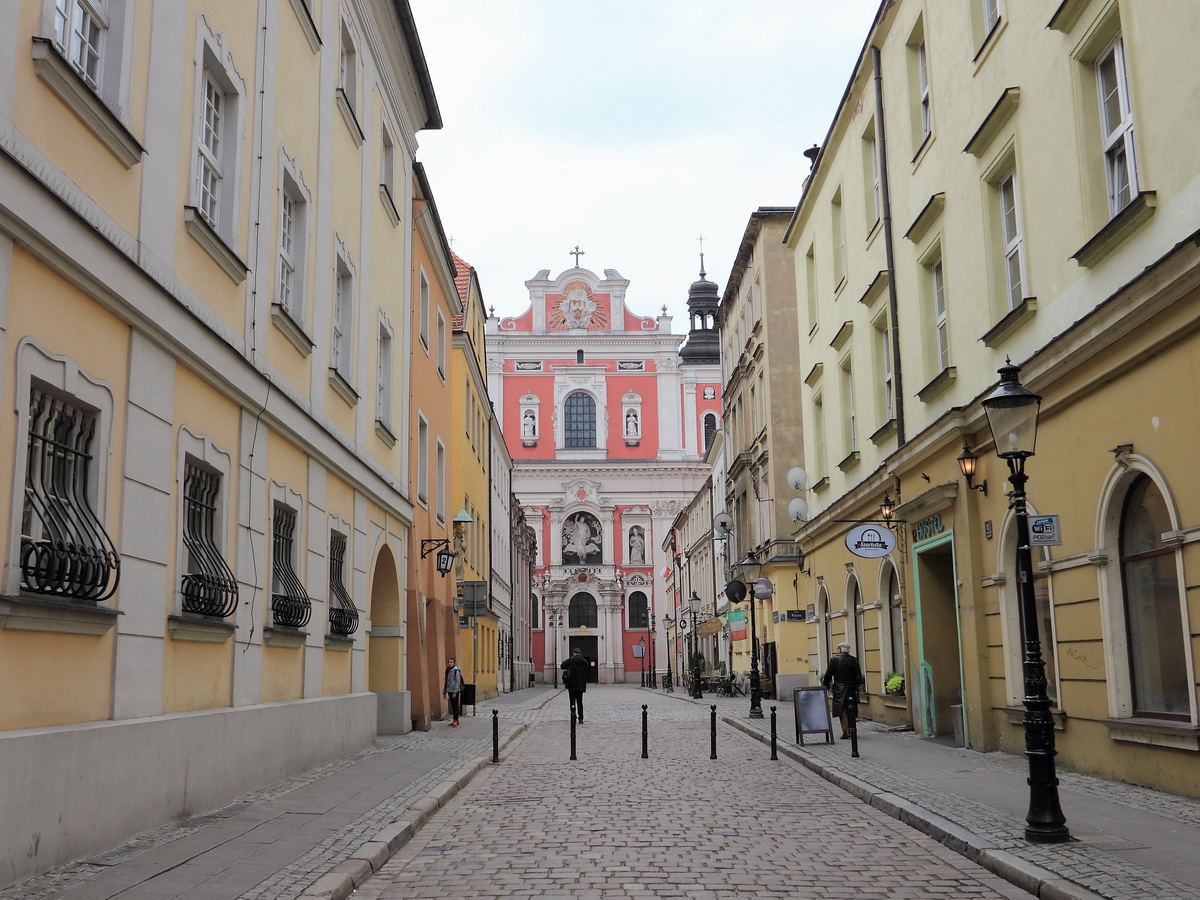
[492,709,499,763]
[570,708,577,761]
[770,706,778,760]
[710,704,718,760]
[641,704,648,759]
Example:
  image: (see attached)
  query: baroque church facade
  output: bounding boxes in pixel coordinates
[486,263,721,683]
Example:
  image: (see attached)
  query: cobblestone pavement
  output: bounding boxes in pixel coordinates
[351,688,1030,899]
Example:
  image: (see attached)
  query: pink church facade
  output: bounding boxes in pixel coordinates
[486,264,722,683]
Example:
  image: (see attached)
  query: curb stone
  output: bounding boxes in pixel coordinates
[721,715,1109,900]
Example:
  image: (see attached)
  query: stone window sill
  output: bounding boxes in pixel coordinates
[917,366,956,403]
[183,207,249,284]
[325,633,354,651]
[0,594,120,635]
[375,419,396,447]
[329,367,359,407]
[263,625,307,648]
[981,297,1037,347]
[168,613,236,643]
[1002,704,1067,731]
[272,303,315,357]
[1102,716,1199,751]
[1072,192,1157,268]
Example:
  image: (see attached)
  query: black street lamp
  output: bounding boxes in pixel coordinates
[649,612,656,688]
[639,636,646,687]
[726,551,764,719]
[662,613,675,692]
[982,360,1069,844]
[688,592,703,699]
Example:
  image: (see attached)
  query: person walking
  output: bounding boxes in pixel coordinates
[821,642,864,739]
[443,657,464,726]
[561,647,589,722]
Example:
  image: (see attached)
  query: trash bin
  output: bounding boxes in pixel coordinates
[462,683,476,710]
[950,703,964,746]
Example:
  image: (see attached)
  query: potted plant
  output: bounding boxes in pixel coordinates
[885,672,905,696]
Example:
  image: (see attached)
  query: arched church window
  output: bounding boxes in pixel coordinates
[569,592,598,629]
[531,592,541,630]
[1120,474,1187,718]
[561,511,602,564]
[703,413,718,452]
[564,391,596,448]
[628,591,649,629]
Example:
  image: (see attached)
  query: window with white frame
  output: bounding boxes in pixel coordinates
[181,459,238,618]
[839,355,857,456]
[53,0,104,88]
[928,255,949,371]
[1096,36,1137,217]
[703,412,718,453]
[998,168,1025,310]
[331,250,355,381]
[805,243,818,331]
[379,121,398,219]
[885,564,905,684]
[436,439,446,522]
[271,503,311,628]
[336,15,362,141]
[188,21,245,252]
[811,389,827,479]
[437,310,447,380]
[417,415,429,505]
[849,577,865,659]
[917,38,932,142]
[277,164,310,321]
[876,315,894,422]
[983,0,1000,35]
[376,316,394,435]
[628,591,649,630]
[564,391,597,449]
[862,124,881,228]
[831,189,846,288]
[419,269,430,349]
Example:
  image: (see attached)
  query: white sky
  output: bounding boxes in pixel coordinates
[408,0,880,327]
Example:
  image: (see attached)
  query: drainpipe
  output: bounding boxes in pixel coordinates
[872,44,906,447]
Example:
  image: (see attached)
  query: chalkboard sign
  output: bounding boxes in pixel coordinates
[793,686,834,745]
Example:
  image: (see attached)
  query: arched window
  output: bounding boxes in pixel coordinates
[817,582,831,664]
[703,412,718,452]
[564,391,596,448]
[849,577,865,660]
[531,592,541,630]
[884,564,905,681]
[628,591,649,629]
[569,591,598,629]
[1120,475,1187,718]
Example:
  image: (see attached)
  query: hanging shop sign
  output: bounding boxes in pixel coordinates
[845,523,897,559]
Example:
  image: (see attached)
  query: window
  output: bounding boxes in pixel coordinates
[437,310,447,380]
[180,460,237,617]
[817,582,831,663]
[21,386,120,601]
[198,71,224,227]
[917,39,932,142]
[336,16,363,142]
[376,316,394,437]
[849,578,865,659]
[436,439,446,522]
[840,356,857,455]
[1096,36,1137,216]
[804,244,817,331]
[419,269,430,349]
[877,317,894,422]
[885,564,905,683]
[998,168,1025,310]
[831,189,846,288]
[983,0,1000,35]
[53,0,103,88]
[811,390,827,479]
[576,349,584,364]
[532,593,541,630]
[328,531,359,636]
[703,412,718,453]
[379,122,399,222]
[862,126,881,228]
[1119,475,1187,718]
[271,504,311,628]
[930,256,949,371]
[629,591,649,630]
[277,166,310,321]
[568,592,598,629]
[564,391,596,449]
[417,415,429,504]
[331,251,354,381]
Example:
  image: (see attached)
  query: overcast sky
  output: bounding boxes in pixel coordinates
[408,1,880,327]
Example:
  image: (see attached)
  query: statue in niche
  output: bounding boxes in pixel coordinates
[522,409,537,437]
[628,527,645,565]
[562,512,602,564]
[625,409,639,437]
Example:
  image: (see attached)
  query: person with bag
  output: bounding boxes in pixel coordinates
[821,642,864,739]
[561,647,589,722]
[443,657,464,726]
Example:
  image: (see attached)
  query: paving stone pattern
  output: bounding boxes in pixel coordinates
[351,691,1031,900]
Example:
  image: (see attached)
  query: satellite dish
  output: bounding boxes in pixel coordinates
[786,466,809,491]
[713,512,733,537]
[753,576,774,599]
[788,497,809,522]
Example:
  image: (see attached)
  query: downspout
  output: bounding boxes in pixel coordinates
[872,44,906,447]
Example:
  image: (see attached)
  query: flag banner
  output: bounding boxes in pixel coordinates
[728,608,746,641]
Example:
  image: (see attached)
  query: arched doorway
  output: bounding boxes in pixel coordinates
[368,543,409,733]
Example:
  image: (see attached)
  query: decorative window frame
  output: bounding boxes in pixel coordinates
[375,312,395,444]
[272,148,314,356]
[1095,453,1197,731]
[436,309,447,382]
[418,265,430,351]
[417,412,429,506]
[861,120,881,232]
[435,438,446,524]
[3,340,118,632]
[329,236,357,404]
[519,392,540,445]
[878,560,905,686]
[626,590,650,630]
[327,517,359,641]
[266,481,310,642]
[554,369,606,459]
[335,11,364,146]
[995,503,1060,707]
[172,427,237,632]
[285,0,321,54]
[378,114,400,225]
[32,0,142,167]
[567,590,599,630]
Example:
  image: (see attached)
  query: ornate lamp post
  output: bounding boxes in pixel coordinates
[649,612,657,688]
[688,592,703,699]
[639,636,646,687]
[662,613,675,692]
[982,361,1069,843]
[726,551,764,719]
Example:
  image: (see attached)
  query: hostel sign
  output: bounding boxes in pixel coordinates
[845,524,897,559]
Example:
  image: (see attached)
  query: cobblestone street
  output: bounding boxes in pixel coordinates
[352,686,1028,899]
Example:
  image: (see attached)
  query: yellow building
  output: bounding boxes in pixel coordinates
[0,0,441,884]
[450,251,497,698]
[781,0,1200,796]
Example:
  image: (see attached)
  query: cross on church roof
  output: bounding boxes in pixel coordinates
[570,245,585,266]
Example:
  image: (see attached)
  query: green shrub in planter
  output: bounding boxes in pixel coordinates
[885,672,905,695]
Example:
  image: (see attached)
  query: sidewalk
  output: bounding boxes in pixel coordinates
[663,686,1200,900]
[0,687,562,900]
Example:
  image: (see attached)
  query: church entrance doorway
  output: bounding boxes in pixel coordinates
[568,635,599,683]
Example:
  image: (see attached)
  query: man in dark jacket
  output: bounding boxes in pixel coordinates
[561,647,589,721]
[821,642,864,739]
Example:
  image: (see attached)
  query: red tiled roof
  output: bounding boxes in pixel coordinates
[450,250,471,329]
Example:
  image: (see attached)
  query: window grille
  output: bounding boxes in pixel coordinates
[564,391,596,448]
[328,532,359,635]
[629,591,649,629]
[21,387,120,601]
[271,506,311,628]
[181,462,238,617]
[568,592,598,629]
